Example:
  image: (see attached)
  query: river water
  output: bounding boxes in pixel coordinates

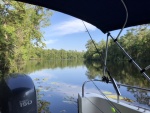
[24,60,150,113]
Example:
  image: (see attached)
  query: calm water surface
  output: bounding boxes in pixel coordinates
[25,60,150,113]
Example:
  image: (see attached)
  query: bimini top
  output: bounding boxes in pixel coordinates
[15,0,150,33]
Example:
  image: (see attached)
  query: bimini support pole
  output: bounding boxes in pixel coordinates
[108,33,150,82]
[103,33,109,76]
[104,33,121,99]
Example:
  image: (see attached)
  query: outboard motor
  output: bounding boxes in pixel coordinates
[0,74,37,113]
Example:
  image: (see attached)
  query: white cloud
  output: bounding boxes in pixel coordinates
[44,19,97,37]
[43,39,57,44]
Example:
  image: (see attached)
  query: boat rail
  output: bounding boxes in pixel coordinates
[132,104,150,112]
[82,79,150,97]
[82,79,150,112]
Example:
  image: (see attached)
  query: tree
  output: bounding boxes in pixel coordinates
[0,0,52,73]
[84,25,150,62]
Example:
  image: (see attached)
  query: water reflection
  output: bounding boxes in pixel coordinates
[127,87,150,107]
[85,61,150,108]
[28,63,86,113]
[1,60,150,112]
[19,59,84,74]
[37,92,51,113]
[85,61,150,87]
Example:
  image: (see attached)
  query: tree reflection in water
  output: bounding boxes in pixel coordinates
[84,61,150,106]
[127,88,150,106]
[1,59,149,110]
[37,89,51,113]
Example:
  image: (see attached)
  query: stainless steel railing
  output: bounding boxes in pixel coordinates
[82,79,150,97]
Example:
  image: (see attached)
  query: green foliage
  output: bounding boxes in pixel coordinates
[0,0,52,73]
[0,0,84,74]
[84,25,150,87]
[29,47,84,60]
[84,25,150,62]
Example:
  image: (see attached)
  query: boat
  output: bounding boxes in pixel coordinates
[78,80,150,113]
[1,0,150,113]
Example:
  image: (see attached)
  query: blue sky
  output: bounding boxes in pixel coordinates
[42,10,128,51]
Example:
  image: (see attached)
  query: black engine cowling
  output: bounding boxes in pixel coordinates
[0,74,37,113]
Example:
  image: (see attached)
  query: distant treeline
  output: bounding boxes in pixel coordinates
[84,25,150,61]
[28,48,84,60]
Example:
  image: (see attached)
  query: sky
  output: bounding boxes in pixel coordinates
[42,10,128,52]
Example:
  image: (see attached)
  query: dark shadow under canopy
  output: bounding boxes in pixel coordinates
[15,0,150,33]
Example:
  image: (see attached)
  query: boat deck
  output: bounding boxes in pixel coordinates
[78,92,150,113]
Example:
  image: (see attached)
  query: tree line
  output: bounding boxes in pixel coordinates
[29,48,84,60]
[84,25,150,62]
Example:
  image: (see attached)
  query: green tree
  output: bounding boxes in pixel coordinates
[0,0,52,73]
